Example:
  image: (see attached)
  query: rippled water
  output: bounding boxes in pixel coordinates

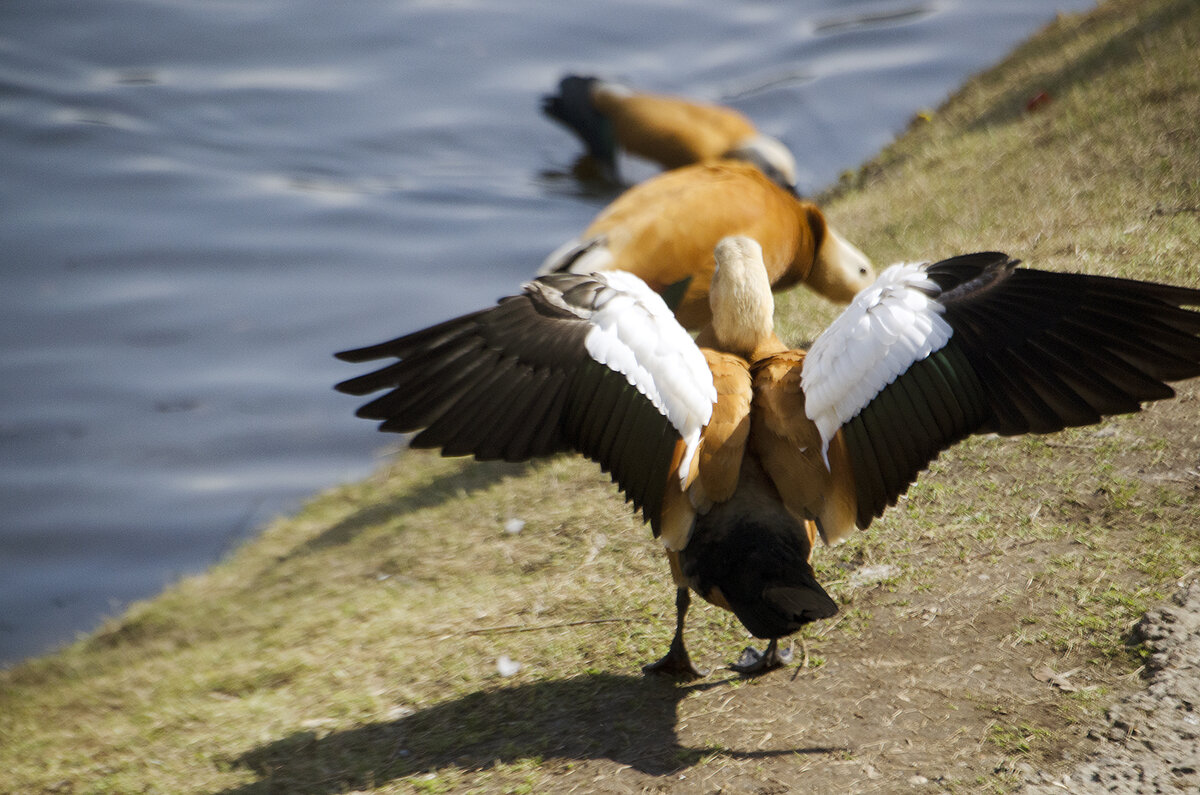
[0,0,1095,666]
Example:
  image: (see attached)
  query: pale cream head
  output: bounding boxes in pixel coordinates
[809,227,875,303]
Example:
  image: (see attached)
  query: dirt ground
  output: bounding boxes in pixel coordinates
[6,3,1197,791]
[552,401,1200,794]
[1021,585,1200,794]
[213,390,1200,795]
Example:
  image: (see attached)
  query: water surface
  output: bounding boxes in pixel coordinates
[0,0,1094,666]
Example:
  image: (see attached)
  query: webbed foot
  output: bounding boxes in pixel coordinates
[729,639,793,676]
[642,641,709,679]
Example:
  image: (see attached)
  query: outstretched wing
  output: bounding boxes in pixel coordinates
[803,252,1200,528]
[335,271,716,535]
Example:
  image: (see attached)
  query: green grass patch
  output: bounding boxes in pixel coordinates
[4,0,1200,792]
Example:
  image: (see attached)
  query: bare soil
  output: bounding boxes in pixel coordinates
[218,389,1200,795]
[1022,585,1200,793]
[4,2,1198,793]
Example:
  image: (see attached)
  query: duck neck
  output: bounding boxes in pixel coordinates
[706,237,784,360]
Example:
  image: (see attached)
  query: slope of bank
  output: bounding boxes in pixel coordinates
[3,0,1198,792]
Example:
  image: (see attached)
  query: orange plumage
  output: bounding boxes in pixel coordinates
[542,161,874,328]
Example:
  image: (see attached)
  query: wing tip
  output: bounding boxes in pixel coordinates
[333,378,365,396]
[335,344,389,364]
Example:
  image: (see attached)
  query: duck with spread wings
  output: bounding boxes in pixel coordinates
[336,237,1200,676]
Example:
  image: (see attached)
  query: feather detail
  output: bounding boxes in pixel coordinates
[538,235,614,276]
[802,262,953,466]
[575,271,716,485]
[335,269,715,534]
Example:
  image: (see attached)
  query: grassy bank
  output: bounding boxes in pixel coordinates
[3,0,1199,791]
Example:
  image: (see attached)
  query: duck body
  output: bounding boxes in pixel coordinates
[679,455,837,641]
[337,237,1200,676]
[542,75,798,191]
[540,162,873,328]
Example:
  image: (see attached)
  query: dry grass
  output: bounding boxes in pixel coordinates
[3,0,1199,792]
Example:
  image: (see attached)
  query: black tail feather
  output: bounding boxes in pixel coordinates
[679,462,838,640]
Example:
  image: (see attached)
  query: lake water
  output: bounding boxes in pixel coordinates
[0,0,1095,667]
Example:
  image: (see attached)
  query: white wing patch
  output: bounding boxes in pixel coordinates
[583,271,716,484]
[802,262,953,466]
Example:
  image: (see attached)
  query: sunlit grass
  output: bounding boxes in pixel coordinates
[3,0,1200,792]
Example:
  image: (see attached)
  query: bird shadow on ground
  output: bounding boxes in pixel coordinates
[213,673,843,794]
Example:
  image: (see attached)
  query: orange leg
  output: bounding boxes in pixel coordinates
[805,519,819,563]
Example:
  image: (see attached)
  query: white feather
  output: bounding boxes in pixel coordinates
[537,236,614,276]
[593,79,634,101]
[802,262,953,466]
[582,271,716,485]
[725,134,798,191]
